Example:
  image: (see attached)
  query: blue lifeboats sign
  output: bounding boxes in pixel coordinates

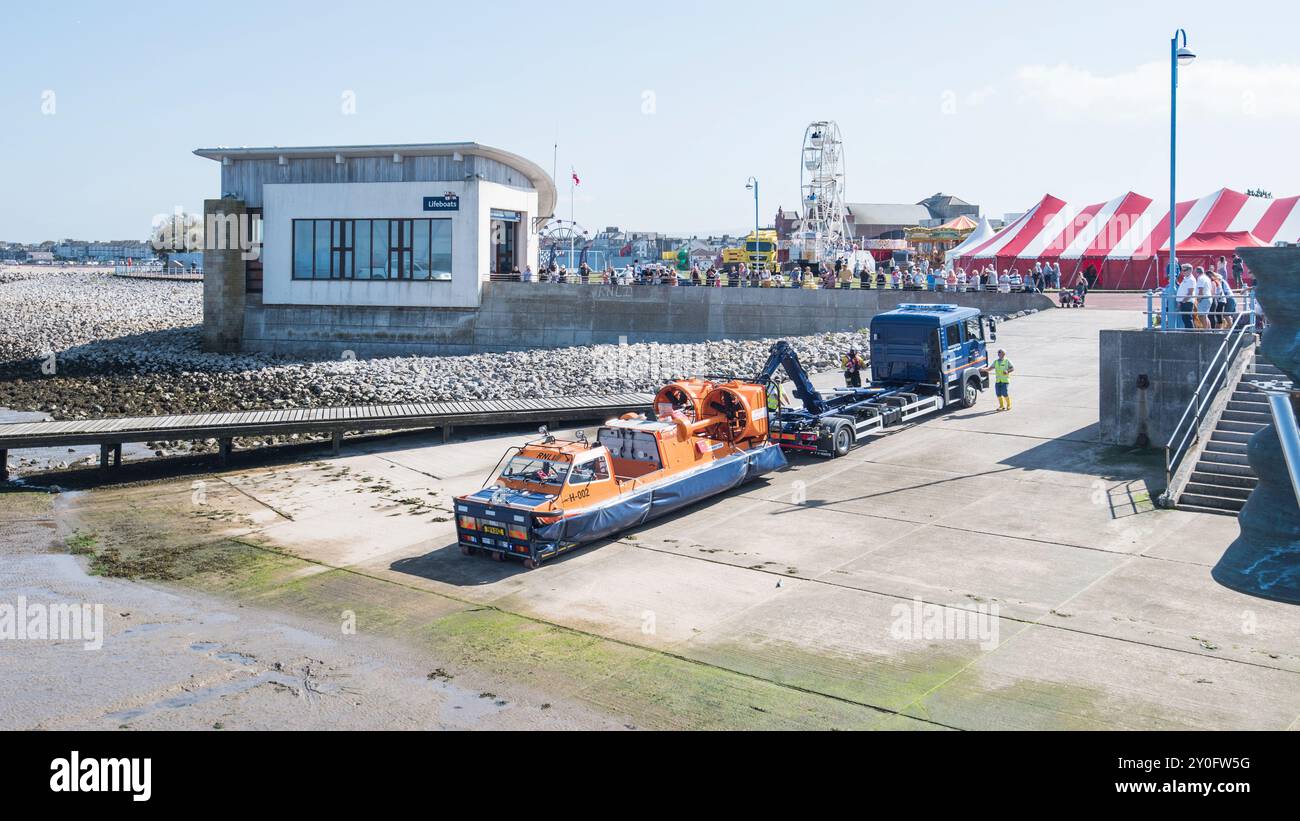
[423,194,460,212]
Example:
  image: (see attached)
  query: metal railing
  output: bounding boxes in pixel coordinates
[489,270,1048,292]
[1162,311,1257,501]
[1144,288,1256,330]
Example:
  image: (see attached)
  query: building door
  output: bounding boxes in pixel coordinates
[490,210,520,276]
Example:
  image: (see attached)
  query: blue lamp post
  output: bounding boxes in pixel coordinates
[1168,29,1196,318]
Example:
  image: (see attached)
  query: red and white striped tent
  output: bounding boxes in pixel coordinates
[954,188,1300,289]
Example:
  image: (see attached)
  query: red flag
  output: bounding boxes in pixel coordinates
[571,170,581,186]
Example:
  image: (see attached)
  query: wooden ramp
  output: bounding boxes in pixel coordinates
[0,393,653,480]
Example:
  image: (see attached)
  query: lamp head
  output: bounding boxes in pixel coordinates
[1176,46,1196,66]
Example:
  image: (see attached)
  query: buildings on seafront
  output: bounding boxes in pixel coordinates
[195,141,556,354]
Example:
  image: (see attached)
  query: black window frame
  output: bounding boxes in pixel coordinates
[291,218,451,281]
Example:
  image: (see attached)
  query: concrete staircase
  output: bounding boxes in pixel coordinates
[1178,353,1289,515]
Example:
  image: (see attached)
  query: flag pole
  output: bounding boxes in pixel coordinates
[569,166,575,273]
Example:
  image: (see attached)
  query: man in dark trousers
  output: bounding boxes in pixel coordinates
[842,347,866,388]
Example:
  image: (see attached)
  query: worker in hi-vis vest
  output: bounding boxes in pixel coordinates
[982,349,1015,411]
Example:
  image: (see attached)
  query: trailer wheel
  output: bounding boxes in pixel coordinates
[523,558,540,570]
[960,378,979,409]
[489,551,504,562]
[460,545,473,556]
[831,422,854,457]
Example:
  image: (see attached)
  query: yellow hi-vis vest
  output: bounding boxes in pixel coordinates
[993,358,1012,383]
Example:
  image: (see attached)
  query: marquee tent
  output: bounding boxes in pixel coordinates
[944,216,997,263]
[954,188,1300,289]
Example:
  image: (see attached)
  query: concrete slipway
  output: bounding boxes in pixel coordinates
[4,306,1299,730]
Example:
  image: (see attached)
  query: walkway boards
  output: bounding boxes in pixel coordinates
[0,393,653,480]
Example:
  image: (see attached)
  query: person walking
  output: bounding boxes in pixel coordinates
[984,349,1015,411]
[841,347,866,388]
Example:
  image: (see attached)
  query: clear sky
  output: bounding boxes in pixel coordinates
[2,0,1297,242]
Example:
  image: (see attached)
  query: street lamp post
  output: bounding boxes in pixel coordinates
[745,177,760,282]
[1168,29,1196,306]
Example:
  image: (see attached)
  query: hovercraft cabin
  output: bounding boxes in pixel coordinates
[197,142,556,356]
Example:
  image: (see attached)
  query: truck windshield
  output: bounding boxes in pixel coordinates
[500,456,570,486]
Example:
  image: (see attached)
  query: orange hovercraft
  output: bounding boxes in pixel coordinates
[454,379,787,568]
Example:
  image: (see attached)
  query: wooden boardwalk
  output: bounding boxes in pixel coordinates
[0,393,653,480]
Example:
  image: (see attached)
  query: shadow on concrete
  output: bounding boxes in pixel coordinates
[769,465,1018,515]
[997,424,1165,483]
[388,473,789,587]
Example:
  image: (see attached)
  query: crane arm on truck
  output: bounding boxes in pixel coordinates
[755,341,831,415]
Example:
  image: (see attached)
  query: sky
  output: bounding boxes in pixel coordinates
[2,0,1298,242]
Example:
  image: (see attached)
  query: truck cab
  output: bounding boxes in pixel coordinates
[870,304,991,408]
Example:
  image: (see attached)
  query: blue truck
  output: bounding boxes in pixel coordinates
[762,304,997,457]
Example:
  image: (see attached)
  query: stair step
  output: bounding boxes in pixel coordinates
[1195,456,1255,474]
[1174,502,1241,517]
[1241,379,1292,392]
[1204,440,1248,456]
[1217,419,1268,434]
[1184,481,1252,500]
[1190,470,1258,489]
[1221,409,1272,424]
[1178,491,1247,512]
[1210,431,1255,445]
[1227,400,1269,413]
[1253,363,1285,376]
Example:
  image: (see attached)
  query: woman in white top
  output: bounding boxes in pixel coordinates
[998,270,1011,293]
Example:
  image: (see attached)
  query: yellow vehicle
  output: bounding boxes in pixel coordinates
[722,230,779,272]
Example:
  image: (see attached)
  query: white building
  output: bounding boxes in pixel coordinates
[195,142,556,353]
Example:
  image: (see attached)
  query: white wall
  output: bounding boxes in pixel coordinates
[476,179,538,276]
[262,179,537,308]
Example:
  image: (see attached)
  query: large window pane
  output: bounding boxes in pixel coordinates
[354,220,371,280]
[430,220,452,280]
[291,217,449,282]
[331,220,351,279]
[370,219,389,279]
[293,220,313,278]
[411,220,431,280]
[313,219,331,279]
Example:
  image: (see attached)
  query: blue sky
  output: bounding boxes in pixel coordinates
[2,0,1298,241]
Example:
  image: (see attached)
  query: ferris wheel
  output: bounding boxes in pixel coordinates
[538,219,589,268]
[797,121,851,262]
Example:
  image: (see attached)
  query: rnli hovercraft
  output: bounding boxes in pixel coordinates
[455,379,787,568]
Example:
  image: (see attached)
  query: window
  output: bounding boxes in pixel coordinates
[965,317,983,341]
[944,324,962,348]
[292,218,452,281]
[313,220,331,279]
[569,456,611,484]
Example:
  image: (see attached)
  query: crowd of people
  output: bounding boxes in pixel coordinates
[504,257,1079,293]
[1163,256,1243,329]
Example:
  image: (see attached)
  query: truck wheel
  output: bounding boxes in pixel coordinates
[489,551,504,562]
[523,558,540,570]
[460,545,473,556]
[961,378,979,409]
[831,422,853,457]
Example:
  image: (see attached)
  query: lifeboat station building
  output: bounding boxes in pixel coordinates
[197,142,556,355]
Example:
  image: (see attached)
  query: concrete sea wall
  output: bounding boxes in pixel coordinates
[1098,328,1253,448]
[241,282,1055,358]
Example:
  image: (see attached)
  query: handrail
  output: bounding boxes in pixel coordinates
[1162,311,1255,499]
[1267,392,1300,507]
